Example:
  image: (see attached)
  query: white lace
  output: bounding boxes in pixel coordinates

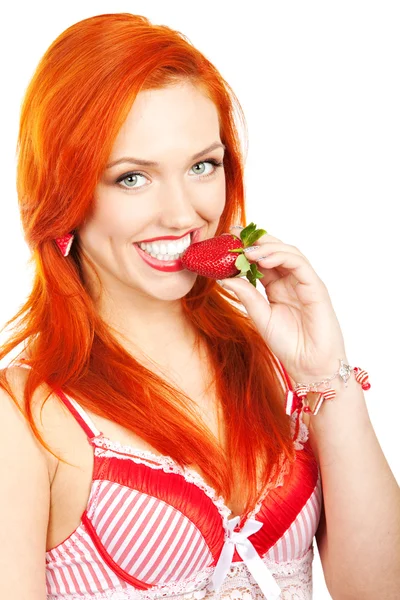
[289,409,309,451]
[46,546,313,600]
[91,436,294,528]
[88,405,309,528]
[91,438,230,524]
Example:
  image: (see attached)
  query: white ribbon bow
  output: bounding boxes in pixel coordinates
[210,516,282,599]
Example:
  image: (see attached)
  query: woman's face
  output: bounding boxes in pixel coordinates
[78,81,226,303]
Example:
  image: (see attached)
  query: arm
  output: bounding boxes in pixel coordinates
[306,375,400,599]
[220,228,400,595]
[0,370,51,599]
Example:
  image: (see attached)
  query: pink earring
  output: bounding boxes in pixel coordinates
[55,232,74,257]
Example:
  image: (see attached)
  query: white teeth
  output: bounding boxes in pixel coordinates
[148,252,180,261]
[166,241,176,254]
[139,232,191,259]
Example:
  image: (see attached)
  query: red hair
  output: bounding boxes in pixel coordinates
[0,13,299,519]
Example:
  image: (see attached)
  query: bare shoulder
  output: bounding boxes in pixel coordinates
[0,365,56,596]
[1,364,60,480]
[0,363,57,473]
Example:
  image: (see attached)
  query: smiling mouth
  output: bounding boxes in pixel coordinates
[134,232,192,261]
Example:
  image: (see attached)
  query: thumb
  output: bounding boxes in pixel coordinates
[216,277,272,335]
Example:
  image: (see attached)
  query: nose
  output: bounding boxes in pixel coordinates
[158,179,199,230]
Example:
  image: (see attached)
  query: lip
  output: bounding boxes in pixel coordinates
[136,227,200,244]
[134,244,186,272]
[133,228,201,273]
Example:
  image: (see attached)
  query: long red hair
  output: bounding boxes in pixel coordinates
[0,13,299,518]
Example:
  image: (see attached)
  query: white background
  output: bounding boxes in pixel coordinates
[1,2,399,597]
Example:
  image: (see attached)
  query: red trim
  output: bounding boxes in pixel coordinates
[81,512,154,589]
[276,359,305,441]
[137,227,199,243]
[277,360,294,392]
[52,386,98,439]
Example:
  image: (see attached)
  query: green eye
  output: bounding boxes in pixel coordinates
[115,158,223,191]
[192,163,207,174]
[116,172,147,190]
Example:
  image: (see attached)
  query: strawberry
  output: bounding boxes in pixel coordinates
[180,222,267,287]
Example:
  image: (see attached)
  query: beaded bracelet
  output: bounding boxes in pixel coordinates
[285,359,371,417]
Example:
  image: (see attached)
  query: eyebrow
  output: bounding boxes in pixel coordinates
[106,142,226,169]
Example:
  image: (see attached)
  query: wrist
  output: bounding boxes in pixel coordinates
[290,357,350,390]
[290,359,352,406]
[286,358,371,417]
[307,374,370,434]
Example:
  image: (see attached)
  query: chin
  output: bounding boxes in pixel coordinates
[144,274,197,300]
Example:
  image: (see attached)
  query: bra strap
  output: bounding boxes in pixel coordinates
[52,386,101,440]
[13,359,101,439]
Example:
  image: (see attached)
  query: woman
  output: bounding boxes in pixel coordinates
[0,12,398,600]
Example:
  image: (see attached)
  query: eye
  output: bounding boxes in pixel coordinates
[190,159,223,178]
[116,172,148,190]
[115,158,224,191]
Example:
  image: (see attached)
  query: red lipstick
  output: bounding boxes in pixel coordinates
[137,227,199,244]
[133,227,202,273]
[134,245,185,272]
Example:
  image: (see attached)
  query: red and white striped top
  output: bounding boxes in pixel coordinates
[16,360,322,600]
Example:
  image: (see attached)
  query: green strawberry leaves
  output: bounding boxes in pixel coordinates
[247,262,265,287]
[240,222,268,247]
[227,222,267,287]
[235,253,251,276]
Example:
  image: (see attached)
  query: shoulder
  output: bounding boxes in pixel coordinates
[0,365,57,589]
[1,361,97,478]
[0,364,60,483]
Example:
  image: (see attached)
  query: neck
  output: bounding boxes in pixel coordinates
[97,293,197,363]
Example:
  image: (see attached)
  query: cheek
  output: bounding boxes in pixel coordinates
[91,185,144,238]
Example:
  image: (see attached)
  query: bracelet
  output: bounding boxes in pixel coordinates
[285,359,371,416]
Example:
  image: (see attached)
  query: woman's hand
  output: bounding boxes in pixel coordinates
[217,227,348,383]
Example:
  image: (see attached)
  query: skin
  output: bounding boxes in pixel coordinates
[77,80,226,362]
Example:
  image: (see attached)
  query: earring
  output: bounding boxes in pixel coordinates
[55,232,74,257]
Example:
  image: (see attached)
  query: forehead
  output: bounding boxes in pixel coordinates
[109,82,221,162]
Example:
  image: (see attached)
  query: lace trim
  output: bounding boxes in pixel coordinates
[198,547,313,600]
[92,437,232,526]
[46,545,313,600]
[46,435,308,559]
[246,452,292,521]
[290,409,309,451]
[92,437,294,528]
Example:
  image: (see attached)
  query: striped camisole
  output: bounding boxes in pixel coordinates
[16,360,322,600]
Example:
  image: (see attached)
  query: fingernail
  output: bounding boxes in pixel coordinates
[243,245,261,253]
[216,279,226,288]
